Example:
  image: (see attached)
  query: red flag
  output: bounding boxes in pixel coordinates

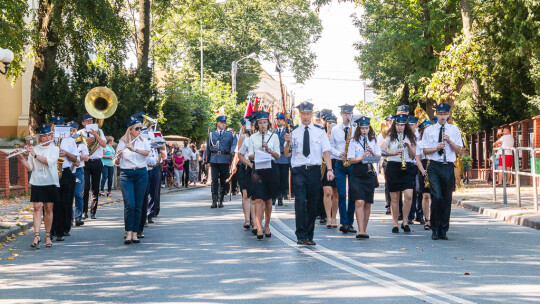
[244,100,254,117]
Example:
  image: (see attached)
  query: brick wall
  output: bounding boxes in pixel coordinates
[0,151,10,197]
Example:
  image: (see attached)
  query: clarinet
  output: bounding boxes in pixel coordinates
[364,136,374,175]
[442,123,447,164]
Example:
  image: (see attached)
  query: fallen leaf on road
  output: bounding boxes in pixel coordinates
[400,248,407,251]
[420,289,425,293]
[382,220,386,222]
[464,272,470,275]
[12,253,19,257]
[7,257,13,260]
[421,249,424,251]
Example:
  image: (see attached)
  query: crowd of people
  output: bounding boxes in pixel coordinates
[204,101,463,245]
[14,100,465,249]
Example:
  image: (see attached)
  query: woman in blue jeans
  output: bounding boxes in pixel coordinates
[100,136,115,197]
[114,117,150,244]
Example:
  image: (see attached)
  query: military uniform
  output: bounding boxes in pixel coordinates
[205,115,237,208]
[274,113,291,206]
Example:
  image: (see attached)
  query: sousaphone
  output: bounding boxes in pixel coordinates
[84,87,118,154]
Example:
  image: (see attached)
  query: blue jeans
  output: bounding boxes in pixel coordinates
[120,168,148,232]
[100,165,114,192]
[335,161,355,225]
[73,168,85,221]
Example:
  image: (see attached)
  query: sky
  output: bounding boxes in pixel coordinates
[260,1,366,115]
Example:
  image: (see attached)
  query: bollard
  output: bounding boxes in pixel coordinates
[533,149,539,212]
[514,148,521,207]
[492,154,497,202]
[502,149,507,205]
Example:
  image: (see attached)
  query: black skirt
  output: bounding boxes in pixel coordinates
[350,163,376,203]
[251,161,278,201]
[385,161,416,192]
[237,162,253,197]
[30,185,60,203]
[419,159,430,194]
[321,159,337,188]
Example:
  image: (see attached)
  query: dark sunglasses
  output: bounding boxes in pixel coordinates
[134,127,142,131]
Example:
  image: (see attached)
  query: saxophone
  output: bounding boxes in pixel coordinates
[399,133,406,170]
[342,125,353,167]
[56,138,65,178]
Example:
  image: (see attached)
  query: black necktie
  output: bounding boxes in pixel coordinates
[303,126,310,157]
[438,125,444,155]
[219,130,222,137]
[344,127,349,141]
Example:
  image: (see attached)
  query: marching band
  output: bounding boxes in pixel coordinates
[10,89,463,249]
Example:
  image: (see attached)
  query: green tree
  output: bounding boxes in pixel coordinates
[0,0,30,81]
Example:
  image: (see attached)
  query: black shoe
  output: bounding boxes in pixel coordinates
[320,218,327,224]
[278,199,283,206]
[339,224,349,234]
[252,228,257,235]
[257,234,264,240]
[63,232,70,236]
[347,225,357,233]
[385,208,391,215]
[218,201,224,208]
[356,234,369,239]
[137,233,145,239]
[439,233,448,240]
[91,214,96,219]
[424,224,430,230]
[418,218,425,225]
[75,220,84,226]
[297,240,306,245]
[82,213,88,219]
[265,233,272,238]
[401,224,411,233]
[431,231,439,240]
[243,223,250,229]
[211,201,217,208]
[124,239,132,244]
[56,236,65,241]
[305,239,316,246]
[392,227,399,233]
[132,238,141,243]
[272,198,276,206]
[148,218,154,224]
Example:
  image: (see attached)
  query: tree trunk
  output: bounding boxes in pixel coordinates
[400,83,410,107]
[136,0,151,71]
[29,0,60,133]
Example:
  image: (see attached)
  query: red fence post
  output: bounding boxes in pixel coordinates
[0,151,10,198]
[17,157,28,193]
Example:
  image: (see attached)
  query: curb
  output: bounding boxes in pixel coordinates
[452,198,540,230]
[0,184,210,243]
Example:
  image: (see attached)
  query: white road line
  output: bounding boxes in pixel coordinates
[271,213,476,304]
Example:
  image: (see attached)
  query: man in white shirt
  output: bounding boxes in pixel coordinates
[50,116,80,241]
[421,103,463,240]
[180,140,194,188]
[494,127,514,185]
[330,104,357,233]
[79,113,107,219]
[69,121,89,227]
[284,101,334,246]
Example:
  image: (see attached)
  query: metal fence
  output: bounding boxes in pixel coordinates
[492,146,539,211]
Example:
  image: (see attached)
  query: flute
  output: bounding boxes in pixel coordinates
[6,139,55,158]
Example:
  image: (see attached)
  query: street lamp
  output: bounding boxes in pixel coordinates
[0,48,14,75]
[231,53,256,94]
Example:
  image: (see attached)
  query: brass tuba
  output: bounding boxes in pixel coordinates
[84,87,118,155]
[415,104,430,125]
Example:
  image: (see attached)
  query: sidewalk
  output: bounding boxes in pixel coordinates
[0,183,209,244]
[453,180,540,230]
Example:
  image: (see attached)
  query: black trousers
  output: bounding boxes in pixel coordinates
[52,169,75,236]
[293,165,322,241]
[147,165,162,220]
[231,169,239,193]
[276,163,290,198]
[211,163,230,198]
[428,161,455,235]
[182,160,190,186]
[84,159,103,216]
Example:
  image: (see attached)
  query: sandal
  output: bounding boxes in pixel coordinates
[45,232,53,248]
[31,232,41,248]
[424,220,431,230]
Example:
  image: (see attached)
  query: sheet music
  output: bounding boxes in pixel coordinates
[85,124,99,137]
[255,150,272,169]
[54,126,70,139]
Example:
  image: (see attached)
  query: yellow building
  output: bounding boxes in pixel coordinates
[0,60,32,138]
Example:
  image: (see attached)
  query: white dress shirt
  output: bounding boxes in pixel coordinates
[376,133,385,145]
[421,123,463,162]
[330,123,356,159]
[238,135,249,156]
[78,129,106,159]
[384,134,414,163]
[247,131,280,157]
[76,143,89,169]
[28,144,60,187]
[56,137,79,172]
[290,123,331,168]
[116,138,151,169]
[180,146,194,161]
[146,148,159,170]
[416,140,426,160]
[347,136,382,174]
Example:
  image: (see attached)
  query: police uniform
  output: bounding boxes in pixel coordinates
[421,103,463,239]
[286,102,333,245]
[274,112,291,206]
[205,115,237,208]
[50,116,80,240]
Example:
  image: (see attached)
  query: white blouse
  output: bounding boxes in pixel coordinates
[247,131,280,157]
[28,144,60,187]
[238,135,249,156]
[116,138,151,169]
[384,134,414,163]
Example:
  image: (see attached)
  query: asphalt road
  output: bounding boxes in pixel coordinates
[1,186,540,303]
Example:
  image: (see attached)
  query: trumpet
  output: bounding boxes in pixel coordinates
[6,139,55,158]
